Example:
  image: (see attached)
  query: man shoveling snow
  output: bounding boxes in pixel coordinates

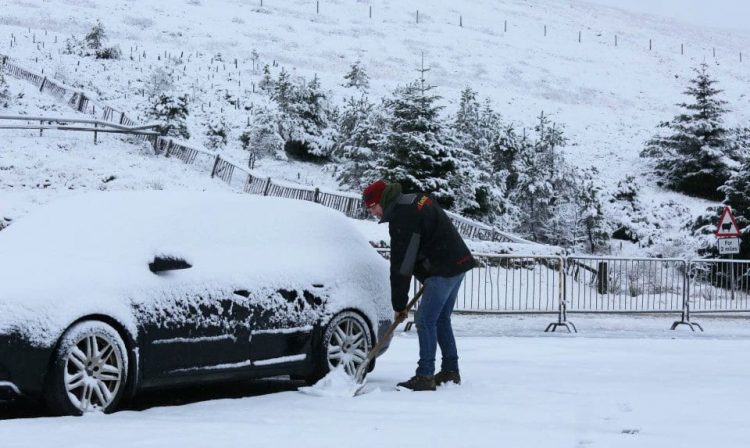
[362,179,477,391]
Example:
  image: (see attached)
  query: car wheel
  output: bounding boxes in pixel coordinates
[308,311,373,384]
[45,321,129,416]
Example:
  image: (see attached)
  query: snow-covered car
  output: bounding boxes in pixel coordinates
[0,192,391,415]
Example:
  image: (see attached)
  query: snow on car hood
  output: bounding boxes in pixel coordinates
[0,191,390,346]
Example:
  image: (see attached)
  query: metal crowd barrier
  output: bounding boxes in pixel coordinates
[686,259,750,314]
[375,251,749,333]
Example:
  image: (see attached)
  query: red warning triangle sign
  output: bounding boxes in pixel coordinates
[715,207,741,237]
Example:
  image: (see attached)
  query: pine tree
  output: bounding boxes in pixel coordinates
[641,63,732,200]
[148,94,190,140]
[284,74,337,159]
[451,89,511,223]
[510,112,571,242]
[259,64,274,93]
[85,21,107,50]
[204,115,228,150]
[335,96,386,190]
[727,126,750,163]
[342,60,370,92]
[378,79,456,208]
[0,72,10,108]
[240,104,285,159]
[272,68,294,111]
[574,168,611,253]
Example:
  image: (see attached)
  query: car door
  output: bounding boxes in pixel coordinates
[244,286,326,368]
[133,257,254,382]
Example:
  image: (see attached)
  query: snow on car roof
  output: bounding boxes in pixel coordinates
[0,191,389,345]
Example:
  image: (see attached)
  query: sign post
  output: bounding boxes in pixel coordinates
[715,207,742,300]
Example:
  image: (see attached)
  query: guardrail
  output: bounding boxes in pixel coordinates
[0,115,160,143]
[374,252,748,332]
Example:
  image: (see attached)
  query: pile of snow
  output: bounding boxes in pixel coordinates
[297,366,363,398]
[0,192,390,346]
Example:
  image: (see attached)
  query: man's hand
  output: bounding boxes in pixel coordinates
[394,310,409,322]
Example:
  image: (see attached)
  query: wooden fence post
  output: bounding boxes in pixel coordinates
[210,154,221,177]
[314,188,320,203]
[39,76,46,92]
[93,122,98,145]
[597,262,608,294]
[263,177,272,196]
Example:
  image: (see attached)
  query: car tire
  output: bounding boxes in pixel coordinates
[307,311,373,384]
[45,321,129,416]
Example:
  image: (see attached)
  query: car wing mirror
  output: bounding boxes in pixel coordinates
[149,256,192,274]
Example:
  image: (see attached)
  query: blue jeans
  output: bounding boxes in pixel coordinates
[415,273,464,377]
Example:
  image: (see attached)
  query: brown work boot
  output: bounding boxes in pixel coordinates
[435,370,461,386]
[396,375,436,391]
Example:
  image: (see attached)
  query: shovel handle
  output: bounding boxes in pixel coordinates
[354,285,425,382]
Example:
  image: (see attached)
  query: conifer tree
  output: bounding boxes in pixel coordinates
[259,65,274,93]
[284,74,337,159]
[342,60,370,92]
[241,104,285,160]
[148,94,190,140]
[451,89,511,222]
[641,63,731,200]
[510,112,570,241]
[204,115,228,149]
[378,79,456,208]
[85,21,107,50]
[335,96,386,190]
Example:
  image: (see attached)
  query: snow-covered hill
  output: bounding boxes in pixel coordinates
[1,0,747,254]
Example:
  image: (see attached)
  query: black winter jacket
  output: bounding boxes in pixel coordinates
[381,192,477,311]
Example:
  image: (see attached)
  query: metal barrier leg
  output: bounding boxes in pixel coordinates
[671,264,703,332]
[545,305,577,333]
[670,309,703,332]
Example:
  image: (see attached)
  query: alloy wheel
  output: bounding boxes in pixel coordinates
[326,316,370,376]
[64,333,124,412]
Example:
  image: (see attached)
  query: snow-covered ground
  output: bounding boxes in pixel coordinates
[2,314,749,447]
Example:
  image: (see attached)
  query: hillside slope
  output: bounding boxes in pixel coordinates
[1,0,747,254]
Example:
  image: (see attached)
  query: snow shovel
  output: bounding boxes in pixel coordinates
[353,285,425,393]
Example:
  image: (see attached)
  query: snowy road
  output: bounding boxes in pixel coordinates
[2,315,749,448]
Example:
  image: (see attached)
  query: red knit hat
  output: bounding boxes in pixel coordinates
[362,179,387,208]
